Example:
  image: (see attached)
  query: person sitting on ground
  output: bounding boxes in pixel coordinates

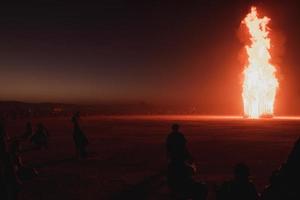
[72,112,88,159]
[30,123,49,149]
[216,163,258,200]
[166,124,207,200]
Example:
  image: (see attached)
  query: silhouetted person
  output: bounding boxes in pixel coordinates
[261,137,300,200]
[9,139,38,181]
[167,160,207,200]
[260,169,285,200]
[30,123,49,149]
[0,117,10,199]
[285,137,300,171]
[10,140,23,169]
[0,152,21,200]
[21,122,32,140]
[166,124,207,199]
[0,117,8,159]
[166,124,191,163]
[216,163,258,200]
[72,112,88,159]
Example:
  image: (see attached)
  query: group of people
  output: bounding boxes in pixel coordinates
[22,122,49,150]
[166,123,300,200]
[0,112,89,200]
[2,114,300,200]
[0,117,22,200]
[0,119,52,200]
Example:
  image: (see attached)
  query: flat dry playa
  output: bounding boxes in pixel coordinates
[7,115,300,199]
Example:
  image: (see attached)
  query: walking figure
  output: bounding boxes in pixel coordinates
[72,112,88,159]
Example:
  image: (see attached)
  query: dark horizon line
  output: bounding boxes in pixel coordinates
[0,99,210,107]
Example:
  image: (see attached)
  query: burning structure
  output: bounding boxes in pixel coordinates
[242,7,279,119]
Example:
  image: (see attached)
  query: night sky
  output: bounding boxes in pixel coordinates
[0,1,299,114]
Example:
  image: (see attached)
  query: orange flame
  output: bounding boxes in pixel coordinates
[242,7,279,119]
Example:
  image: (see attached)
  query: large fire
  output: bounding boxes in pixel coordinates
[242,7,279,119]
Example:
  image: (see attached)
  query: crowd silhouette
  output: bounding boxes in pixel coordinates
[1,115,300,200]
[165,123,300,200]
[0,112,89,200]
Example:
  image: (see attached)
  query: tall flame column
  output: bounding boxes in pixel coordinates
[242,7,279,118]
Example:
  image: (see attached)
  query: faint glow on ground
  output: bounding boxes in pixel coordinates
[87,115,300,121]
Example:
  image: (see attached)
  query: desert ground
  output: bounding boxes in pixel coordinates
[7,115,300,199]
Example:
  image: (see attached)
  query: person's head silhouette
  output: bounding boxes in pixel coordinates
[172,123,180,132]
[234,163,250,181]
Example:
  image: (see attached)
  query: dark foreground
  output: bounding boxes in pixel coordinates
[7,115,300,199]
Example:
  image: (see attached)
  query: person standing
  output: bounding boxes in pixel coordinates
[72,112,88,159]
[0,117,7,158]
[0,117,21,200]
[166,123,191,163]
[166,124,207,200]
